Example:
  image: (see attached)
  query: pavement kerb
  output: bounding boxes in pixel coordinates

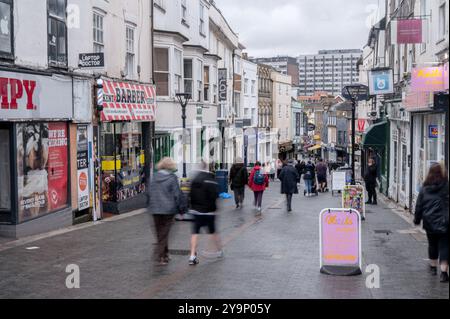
[0,209,148,253]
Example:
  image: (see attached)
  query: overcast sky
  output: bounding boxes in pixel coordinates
[213,0,384,57]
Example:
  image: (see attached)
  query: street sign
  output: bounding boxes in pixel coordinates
[320,208,362,276]
[342,84,370,102]
[79,53,105,68]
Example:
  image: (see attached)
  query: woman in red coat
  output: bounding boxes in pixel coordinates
[248,161,269,215]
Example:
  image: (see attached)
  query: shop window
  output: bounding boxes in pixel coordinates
[48,0,68,67]
[0,0,13,59]
[101,122,146,203]
[16,122,69,223]
[0,128,11,212]
[155,47,169,96]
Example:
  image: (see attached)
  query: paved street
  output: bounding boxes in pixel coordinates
[0,181,448,299]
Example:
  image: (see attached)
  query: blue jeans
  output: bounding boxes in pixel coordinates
[304,179,313,194]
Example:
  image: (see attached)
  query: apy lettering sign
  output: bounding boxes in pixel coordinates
[0,70,73,120]
[319,208,362,276]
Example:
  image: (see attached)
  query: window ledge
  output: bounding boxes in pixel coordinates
[154,3,166,14]
[436,38,446,45]
[181,20,190,28]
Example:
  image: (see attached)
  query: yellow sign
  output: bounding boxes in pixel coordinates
[102,157,122,171]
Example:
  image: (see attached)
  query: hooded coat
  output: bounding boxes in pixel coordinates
[279,164,300,194]
[148,170,187,215]
[414,182,449,234]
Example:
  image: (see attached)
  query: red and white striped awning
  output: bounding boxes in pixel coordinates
[100,80,156,122]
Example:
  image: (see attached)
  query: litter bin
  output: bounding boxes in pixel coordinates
[215,170,229,194]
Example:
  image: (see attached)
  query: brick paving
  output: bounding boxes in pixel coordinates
[0,180,448,299]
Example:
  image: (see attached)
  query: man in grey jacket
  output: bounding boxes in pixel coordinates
[148,158,187,266]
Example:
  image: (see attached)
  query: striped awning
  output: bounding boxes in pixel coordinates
[100,79,156,122]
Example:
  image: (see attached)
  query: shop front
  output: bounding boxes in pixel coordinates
[99,79,156,215]
[0,70,73,238]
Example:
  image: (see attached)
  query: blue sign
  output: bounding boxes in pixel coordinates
[428,125,439,138]
[369,69,394,95]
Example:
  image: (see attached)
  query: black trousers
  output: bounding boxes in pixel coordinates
[233,188,245,205]
[286,193,293,210]
[367,185,377,204]
[427,232,449,262]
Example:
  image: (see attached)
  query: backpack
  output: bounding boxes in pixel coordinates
[253,169,265,185]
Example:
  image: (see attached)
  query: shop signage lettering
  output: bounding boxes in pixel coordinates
[78,53,105,68]
[411,66,447,93]
[218,69,227,102]
[101,80,156,122]
[0,77,37,110]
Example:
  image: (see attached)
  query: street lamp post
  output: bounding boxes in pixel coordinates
[176,93,191,178]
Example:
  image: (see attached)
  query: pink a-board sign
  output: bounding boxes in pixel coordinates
[320,208,362,276]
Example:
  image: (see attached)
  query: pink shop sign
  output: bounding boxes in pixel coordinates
[411,65,448,93]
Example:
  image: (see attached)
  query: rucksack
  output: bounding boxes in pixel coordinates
[253,169,265,185]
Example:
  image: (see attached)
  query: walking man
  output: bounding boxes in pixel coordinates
[229,157,248,209]
[364,158,378,205]
[316,158,328,192]
[303,161,316,196]
[248,161,270,215]
[188,162,222,266]
[279,159,300,212]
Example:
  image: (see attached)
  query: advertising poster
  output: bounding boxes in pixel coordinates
[77,125,90,211]
[320,209,362,276]
[342,185,366,219]
[17,122,68,222]
[47,123,68,211]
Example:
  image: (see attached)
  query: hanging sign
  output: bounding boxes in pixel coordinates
[320,208,362,276]
[391,19,425,44]
[368,69,394,95]
[342,185,366,220]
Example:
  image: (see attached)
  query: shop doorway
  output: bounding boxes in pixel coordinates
[0,124,12,224]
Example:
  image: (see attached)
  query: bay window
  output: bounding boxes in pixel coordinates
[184,59,193,96]
[155,47,169,96]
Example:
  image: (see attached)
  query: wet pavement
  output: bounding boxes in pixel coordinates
[0,180,448,299]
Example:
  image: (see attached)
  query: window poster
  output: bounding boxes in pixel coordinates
[17,122,68,223]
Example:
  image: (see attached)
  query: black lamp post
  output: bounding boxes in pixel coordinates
[176,93,191,178]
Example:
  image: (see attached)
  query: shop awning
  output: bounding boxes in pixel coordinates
[100,80,156,122]
[362,121,388,148]
[308,144,322,151]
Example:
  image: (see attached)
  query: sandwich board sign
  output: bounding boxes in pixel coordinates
[331,171,347,196]
[319,208,362,276]
[342,185,366,220]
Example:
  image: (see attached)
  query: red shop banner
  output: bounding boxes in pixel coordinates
[47,123,68,211]
[100,80,156,122]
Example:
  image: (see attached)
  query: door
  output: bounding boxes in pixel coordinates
[0,124,12,223]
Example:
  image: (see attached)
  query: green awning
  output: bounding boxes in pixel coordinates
[362,121,388,148]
